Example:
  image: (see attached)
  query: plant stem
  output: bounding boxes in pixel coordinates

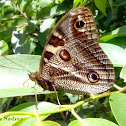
[71,109,85,126]
[1,86,126,118]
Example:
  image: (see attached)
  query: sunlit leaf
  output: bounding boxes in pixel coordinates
[110,93,126,126]
[94,0,107,16]
[100,43,126,67]
[69,118,117,126]
[120,66,126,82]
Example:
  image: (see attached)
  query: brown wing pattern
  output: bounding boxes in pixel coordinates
[33,7,115,94]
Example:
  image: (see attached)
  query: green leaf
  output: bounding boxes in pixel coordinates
[40,18,55,33]
[100,26,126,51]
[19,0,29,11]
[68,118,118,126]
[100,39,126,54]
[50,5,67,16]
[109,93,126,126]
[39,18,55,46]
[120,66,126,82]
[65,93,79,103]
[0,54,54,97]
[55,0,64,4]
[24,20,38,34]
[36,4,68,20]
[10,101,58,113]
[104,34,126,41]
[94,0,107,16]
[100,43,126,67]
[101,25,126,36]
[0,27,16,42]
[108,0,113,9]
[39,0,54,8]
[0,87,54,98]
[0,55,54,97]
[73,0,82,8]
[0,102,59,126]
[11,30,37,54]
[12,17,27,27]
[0,40,9,55]
[41,121,61,126]
[11,102,59,126]
[100,35,126,45]
[28,36,37,54]
[12,117,33,126]
[11,31,27,53]
[0,0,5,9]
[0,115,28,126]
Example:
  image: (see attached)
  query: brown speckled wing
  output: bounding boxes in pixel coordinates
[30,7,115,94]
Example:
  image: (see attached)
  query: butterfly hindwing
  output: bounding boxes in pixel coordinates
[31,7,115,94]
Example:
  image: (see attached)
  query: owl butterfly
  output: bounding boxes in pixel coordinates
[29,6,115,95]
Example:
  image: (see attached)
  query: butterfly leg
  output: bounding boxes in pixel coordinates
[35,91,38,110]
[52,84,61,106]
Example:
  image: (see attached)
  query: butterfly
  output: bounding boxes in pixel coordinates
[29,6,115,95]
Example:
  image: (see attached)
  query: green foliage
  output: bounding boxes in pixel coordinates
[69,118,118,126]
[109,93,126,126]
[94,0,107,16]
[0,0,126,126]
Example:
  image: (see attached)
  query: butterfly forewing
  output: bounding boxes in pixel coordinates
[31,7,115,94]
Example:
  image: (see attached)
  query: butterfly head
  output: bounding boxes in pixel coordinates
[28,71,40,82]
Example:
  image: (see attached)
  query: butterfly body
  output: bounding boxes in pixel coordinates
[29,7,115,94]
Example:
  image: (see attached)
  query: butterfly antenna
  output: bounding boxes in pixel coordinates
[1,55,31,73]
